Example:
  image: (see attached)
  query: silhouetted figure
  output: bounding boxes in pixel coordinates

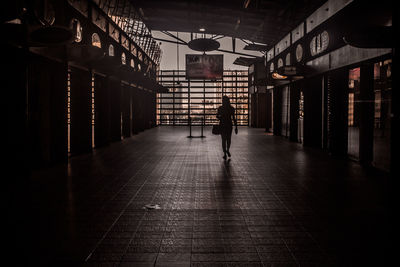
[217,96,238,160]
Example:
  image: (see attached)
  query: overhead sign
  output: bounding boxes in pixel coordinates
[186,54,223,79]
[277,66,298,76]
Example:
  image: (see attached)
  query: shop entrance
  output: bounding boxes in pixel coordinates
[372,60,392,171]
[298,90,304,143]
[348,67,360,160]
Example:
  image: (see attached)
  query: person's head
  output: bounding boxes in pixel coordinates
[222,96,230,106]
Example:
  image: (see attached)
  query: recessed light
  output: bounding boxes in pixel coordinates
[199,27,206,32]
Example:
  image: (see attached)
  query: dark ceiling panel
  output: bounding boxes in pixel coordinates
[129,0,328,45]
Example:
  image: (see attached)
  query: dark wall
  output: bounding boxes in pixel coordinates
[303,76,323,148]
[28,55,68,166]
[273,87,282,136]
[289,82,301,142]
[131,88,157,133]
[108,77,122,141]
[150,92,157,128]
[122,84,132,138]
[265,90,273,132]
[69,67,92,155]
[94,73,110,148]
[257,93,267,129]
[144,91,151,130]
[250,93,257,127]
[327,68,349,156]
[250,93,267,128]
[132,87,139,134]
[4,44,30,264]
[136,89,145,132]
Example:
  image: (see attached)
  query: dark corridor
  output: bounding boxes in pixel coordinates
[3,0,394,266]
[9,127,389,266]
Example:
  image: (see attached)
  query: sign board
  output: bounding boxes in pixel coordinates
[277,66,298,76]
[186,54,223,79]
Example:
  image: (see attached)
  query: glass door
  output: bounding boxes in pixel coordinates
[373,59,392,171]
[348,67,361,159]
[298,90,304,143]
[281,86,290,137]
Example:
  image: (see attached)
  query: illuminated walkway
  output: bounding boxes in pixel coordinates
[21,127,388,266]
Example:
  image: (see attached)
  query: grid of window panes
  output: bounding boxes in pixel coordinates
[157,70,249,126]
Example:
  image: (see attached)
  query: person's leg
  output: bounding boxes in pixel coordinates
[221,131,227,159]
[221,136,226,153]
[226,128,232,157]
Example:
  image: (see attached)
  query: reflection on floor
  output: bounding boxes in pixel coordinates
[13,127,389,266]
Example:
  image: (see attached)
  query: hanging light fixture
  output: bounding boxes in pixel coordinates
[188,38,220,52]
[28,0,73,45]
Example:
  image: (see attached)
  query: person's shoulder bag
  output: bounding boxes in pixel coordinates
[212,124,221,135]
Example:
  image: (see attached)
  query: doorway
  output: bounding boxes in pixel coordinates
[298,90,304,143]
[347,67,360,160]
[372,59,392,171]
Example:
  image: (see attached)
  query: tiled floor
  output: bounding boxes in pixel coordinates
[12,127,389,266]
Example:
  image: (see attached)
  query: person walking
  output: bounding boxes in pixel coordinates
[217,96,238,160]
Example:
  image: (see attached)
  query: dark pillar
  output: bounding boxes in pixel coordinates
[327,68,349,157]
[250,93,257,127]
[145,91,152,129]
[70,67,92,155]
[303,76,322,148]
[122,84,132,138]
[265,90,273,132]
[132,87,138,134]
[322,75,328,149]
[289,82,300,142]
[108,77,122,141]
[281,86,290,137]
[152,92,157,127]
[4,45,30,262]
[148,92,154,129]
[138,89,145,132]
[272,87,282,136]
[144,91,150,130]
[94,73,110,148]
[27,55,68,166]
[257,93,267,128]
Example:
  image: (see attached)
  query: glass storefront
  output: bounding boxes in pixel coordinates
[347,59,392,171]
[348,67,360,159]
[373,59,392,171]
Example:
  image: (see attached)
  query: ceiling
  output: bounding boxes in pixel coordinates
[129,0,328,46]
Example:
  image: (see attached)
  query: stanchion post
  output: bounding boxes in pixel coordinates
[201,117,204,137]
[188,116,192,138]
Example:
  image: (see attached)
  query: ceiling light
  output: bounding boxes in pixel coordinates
[199,27,206,32]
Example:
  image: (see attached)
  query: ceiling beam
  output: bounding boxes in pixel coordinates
[160,31,188,44]
[152,37,186,45]
[127,0,328,49]
[130,0,274,17]
[217,48,258,58]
